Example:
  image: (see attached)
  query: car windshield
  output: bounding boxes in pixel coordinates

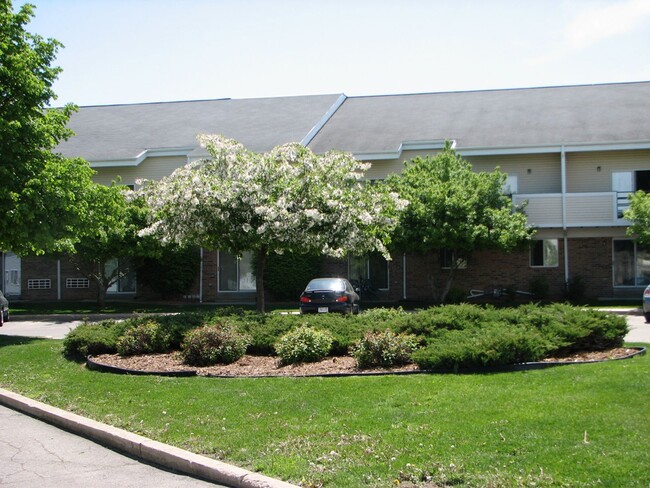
[305,278,346,292]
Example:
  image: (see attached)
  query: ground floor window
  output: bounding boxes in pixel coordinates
[106,257,136,293]
[530,239,559,267]
[219,251,256,291]
[440,249,467,269]
[349,253,389,290]
[613,239,650,287]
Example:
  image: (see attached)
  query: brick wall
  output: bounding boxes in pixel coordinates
[321,238,614,303]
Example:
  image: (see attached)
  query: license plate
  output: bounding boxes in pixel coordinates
[318,307,329,313]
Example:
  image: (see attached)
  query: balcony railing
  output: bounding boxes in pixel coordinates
[512,192,629,228]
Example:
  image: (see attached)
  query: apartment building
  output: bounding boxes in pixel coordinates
[4,82,650,303]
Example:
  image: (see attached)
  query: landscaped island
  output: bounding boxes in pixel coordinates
[64,304,630,375]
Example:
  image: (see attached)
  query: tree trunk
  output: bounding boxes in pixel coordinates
[255,247,267,313]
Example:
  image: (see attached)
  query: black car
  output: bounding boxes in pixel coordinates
[0,290,8,324]
[299,277,360,315]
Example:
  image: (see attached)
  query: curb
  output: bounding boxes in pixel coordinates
[0,388,298,488]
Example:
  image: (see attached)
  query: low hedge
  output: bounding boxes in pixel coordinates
[63,319,129,359]
[62,304,629,371]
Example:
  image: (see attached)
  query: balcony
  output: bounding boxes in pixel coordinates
[512,192,629,228]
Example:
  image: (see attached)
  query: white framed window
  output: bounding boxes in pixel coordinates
[349,253,389,290]
[66,278,90,289]
[613,239,650,287]
[28,279,51,290]
[530,239,559,268]
[218,251,255,292]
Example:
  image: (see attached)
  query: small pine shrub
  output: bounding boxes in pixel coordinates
[116,320,173,356]
[181,324,250,366]
[412,324,551,371]
[274,325,333,365]
[62,320,128,358]
[351,329,420,369]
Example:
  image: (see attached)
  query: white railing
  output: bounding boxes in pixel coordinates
[513,192,628,228]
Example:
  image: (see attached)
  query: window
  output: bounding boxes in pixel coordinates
[440,249,467,269]
[613,239,650,287]
[66,278,85,289]
[349,253,389,290]
[613,170,650,218]
[218,251,255,292]
[530,239,559,267]
[503,175,518,195]
[105,257,136,293]
[66,278,90,289]
[28,279,51,289]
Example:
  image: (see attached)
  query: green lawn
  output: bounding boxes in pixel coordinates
[0,336,648,487]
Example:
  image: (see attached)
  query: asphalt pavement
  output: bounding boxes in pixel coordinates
[0,403,227,488]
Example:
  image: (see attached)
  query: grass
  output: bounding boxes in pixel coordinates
[1,337,648,487]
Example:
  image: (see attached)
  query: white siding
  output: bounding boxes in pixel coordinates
[92,156,188,186]
[566,150,650,192]
[465,153,561,194]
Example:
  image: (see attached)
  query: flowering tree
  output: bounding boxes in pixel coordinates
[139,135,406,311]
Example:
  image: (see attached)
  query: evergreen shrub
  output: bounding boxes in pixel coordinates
[62,320,128,358]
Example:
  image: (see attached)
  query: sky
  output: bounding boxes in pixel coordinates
[18,0,650,107]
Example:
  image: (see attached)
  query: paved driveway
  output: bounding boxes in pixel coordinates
[0,404,227,488]
[1,309,649,343]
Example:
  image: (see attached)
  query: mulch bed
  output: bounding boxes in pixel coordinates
[88,347,645,377]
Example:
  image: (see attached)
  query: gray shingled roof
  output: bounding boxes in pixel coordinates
[56,94,344,162]
[308,82,650,155]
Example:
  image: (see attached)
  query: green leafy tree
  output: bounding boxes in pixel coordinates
[139,135,406,312]
[68,187,153,307]
[388,142,534,303]
[624,190,650,245]
[0,1,94,254]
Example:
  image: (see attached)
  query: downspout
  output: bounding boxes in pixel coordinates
[57,259,61,301]
[561,146,570,287]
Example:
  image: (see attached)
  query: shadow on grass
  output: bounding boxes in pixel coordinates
[0,335,42,347]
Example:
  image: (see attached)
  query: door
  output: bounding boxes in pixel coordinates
[612,172,633,218]
[4,252,21,296]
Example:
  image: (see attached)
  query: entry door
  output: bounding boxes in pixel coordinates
[4,252,21,296]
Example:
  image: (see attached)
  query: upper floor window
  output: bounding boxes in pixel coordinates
[530,239,558,268]
[503,175,518,196]
[613,170,650,218]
